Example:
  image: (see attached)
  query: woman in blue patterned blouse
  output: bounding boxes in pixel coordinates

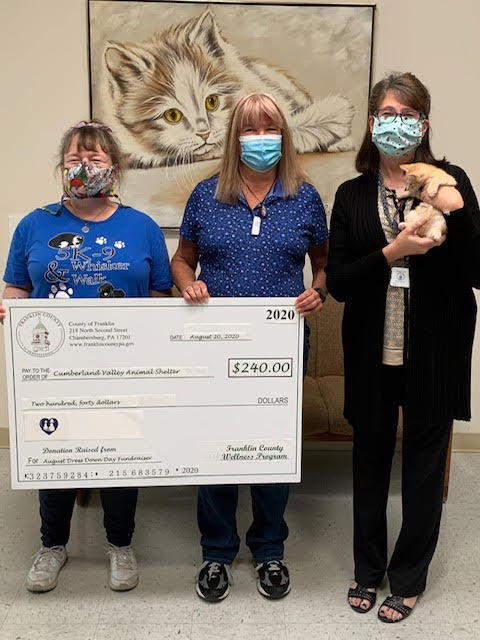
[171,92,328,603]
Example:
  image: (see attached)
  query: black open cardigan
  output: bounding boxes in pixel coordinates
[326,164,480,428]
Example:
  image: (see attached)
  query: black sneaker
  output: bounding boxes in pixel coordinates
[255,560,290,599]
[196,561,232,602]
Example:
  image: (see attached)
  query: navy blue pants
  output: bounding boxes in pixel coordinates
[198,484,289,564]
[39,488,138,548]
[197,327,309,564]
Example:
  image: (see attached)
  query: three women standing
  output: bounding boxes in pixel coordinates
[1,76,478,619]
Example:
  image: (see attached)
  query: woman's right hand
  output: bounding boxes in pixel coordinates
[182,280,209,303]
[383,216,445,264]
[0,301,6,323]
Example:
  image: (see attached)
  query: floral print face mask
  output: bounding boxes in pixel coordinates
[62,162,117,199]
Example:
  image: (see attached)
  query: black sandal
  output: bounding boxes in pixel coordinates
[378,595,415,623]
[347,584,377,613]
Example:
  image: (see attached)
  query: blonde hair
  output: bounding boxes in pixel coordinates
[215,93,307,203]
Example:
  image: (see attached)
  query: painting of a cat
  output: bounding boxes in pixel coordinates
[104,8,355,169]
[89,2,374,226]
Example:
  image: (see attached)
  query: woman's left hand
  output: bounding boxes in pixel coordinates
[294,288,324,317]
[421,183,464,213]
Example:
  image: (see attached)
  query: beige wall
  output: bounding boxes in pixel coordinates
[1,0,479,444]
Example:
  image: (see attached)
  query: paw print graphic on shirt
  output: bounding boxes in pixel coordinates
[114,240,125,249]
[49,283,73,298]
[96,236,107,245]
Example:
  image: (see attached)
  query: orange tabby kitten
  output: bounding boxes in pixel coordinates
[399,162,457,199]
[402,202,446,242]
[398,163,456,241]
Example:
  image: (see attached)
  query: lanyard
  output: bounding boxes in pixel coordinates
[250,203,267,236]
[378,173,407,235]
[244,182,273,217]
[243,181,274,236]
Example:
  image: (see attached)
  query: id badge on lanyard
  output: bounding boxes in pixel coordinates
[390,266,410,288]
[251,216,261,236]
[379,174,411,289]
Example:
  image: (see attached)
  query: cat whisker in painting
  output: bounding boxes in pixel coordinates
[104,8,355,169]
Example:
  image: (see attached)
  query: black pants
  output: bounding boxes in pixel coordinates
[353,366,452,596]
[39,488,138,548]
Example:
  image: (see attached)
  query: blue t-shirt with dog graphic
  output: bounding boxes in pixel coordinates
[3,203,172,298]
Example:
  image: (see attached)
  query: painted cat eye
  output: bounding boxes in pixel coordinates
[205,95,219,111]
[163,108,183,124]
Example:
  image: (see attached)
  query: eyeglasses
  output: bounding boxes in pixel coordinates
[374,109,425,125]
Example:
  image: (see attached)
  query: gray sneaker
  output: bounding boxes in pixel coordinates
[108,544,139,591]
[26,545,67,592]
[255,560,291,599]
[196,561,233,602]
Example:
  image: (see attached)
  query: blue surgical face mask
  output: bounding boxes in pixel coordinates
[239,134,282,172]
[371,116,423,158]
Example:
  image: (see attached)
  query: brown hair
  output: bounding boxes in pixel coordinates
[57,120,124,180]
[356,72,447,176]
[215,92,308,203]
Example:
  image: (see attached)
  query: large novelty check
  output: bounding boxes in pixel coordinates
[4,298,304,489]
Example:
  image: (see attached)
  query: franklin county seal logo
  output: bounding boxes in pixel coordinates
[16,312,65,357]
[39,418,59,435]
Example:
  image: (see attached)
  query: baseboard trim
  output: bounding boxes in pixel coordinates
[452,432,480,452]
[304,433,480,453]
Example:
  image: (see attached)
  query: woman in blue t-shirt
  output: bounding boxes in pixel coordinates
[171,92,329,603]
[0,121,172,593]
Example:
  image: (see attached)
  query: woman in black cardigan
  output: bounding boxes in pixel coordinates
[326,72,480,623]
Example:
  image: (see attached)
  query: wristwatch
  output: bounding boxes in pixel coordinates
[314,287,328,303]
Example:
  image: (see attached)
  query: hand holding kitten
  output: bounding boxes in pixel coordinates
[383,215,445,264]
[420,183,464,213]
[398,162,462,242]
